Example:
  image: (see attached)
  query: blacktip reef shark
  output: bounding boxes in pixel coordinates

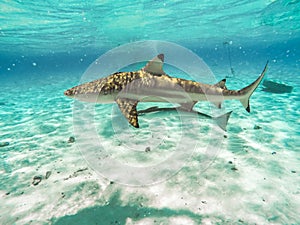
[64,54,268,129]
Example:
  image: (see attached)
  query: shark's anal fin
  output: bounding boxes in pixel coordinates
[116,98,139,128]
[212,102,222,109]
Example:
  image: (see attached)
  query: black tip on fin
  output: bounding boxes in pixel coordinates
[240,98,251,113]
[246,104,250,113]
[143,54,165,75]
[157,53,164,61]
[214,79,227,89]
[213,111,232,131]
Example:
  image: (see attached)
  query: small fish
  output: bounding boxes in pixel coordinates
[64,54,268,128]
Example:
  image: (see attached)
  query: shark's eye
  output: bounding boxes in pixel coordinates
[103,90,108,95]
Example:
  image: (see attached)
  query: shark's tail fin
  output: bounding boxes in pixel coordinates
[239,61,269,112]
[212,111,232,131]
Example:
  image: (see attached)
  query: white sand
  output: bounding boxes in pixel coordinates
[0,63,299,224]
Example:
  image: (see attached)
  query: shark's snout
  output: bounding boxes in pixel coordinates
[64,89,74,97]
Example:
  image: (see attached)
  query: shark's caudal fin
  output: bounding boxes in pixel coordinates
[239,61,269,112]
[212,111,232,131]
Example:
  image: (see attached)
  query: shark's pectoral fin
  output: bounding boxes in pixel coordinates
[116,98,139,128]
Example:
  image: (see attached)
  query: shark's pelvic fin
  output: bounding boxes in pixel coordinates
[143,53,165,75]
[116,98,139,128]
[179,102,197,111]
[212,111,232,131]
[239,61,269,112]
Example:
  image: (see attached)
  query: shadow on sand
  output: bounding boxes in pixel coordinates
[262,80,293,94]
[51,190,202,225]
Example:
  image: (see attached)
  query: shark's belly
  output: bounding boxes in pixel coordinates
[75,93,117,103]
[117,88,199,103]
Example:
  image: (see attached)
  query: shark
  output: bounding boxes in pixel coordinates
[64,54,268,128]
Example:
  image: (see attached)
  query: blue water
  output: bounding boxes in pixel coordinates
[1,1,300,224]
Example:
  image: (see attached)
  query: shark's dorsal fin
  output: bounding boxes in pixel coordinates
[116,98,139,128]
[143,54,165,75]
[214,79,227,90]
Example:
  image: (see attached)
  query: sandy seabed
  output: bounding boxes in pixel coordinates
[0,62,299,224]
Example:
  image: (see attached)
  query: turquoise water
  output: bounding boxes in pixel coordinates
[1,1,300,224]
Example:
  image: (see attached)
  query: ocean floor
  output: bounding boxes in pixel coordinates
[0,60,299,224]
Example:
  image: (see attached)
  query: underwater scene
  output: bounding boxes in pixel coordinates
[0,0,299,224]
